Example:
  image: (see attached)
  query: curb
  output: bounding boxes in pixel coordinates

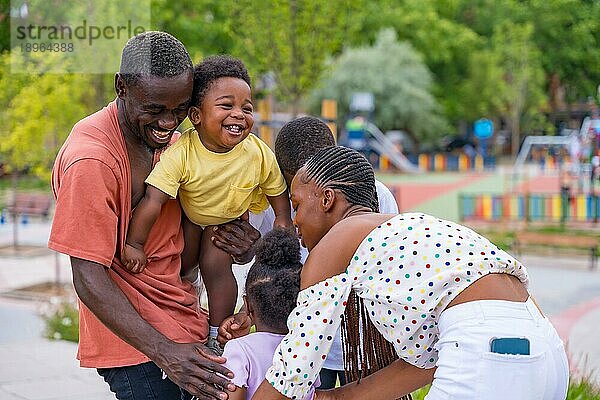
[550,297,600,376]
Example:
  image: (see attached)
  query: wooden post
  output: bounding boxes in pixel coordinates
[475,155,484,172]
[380,155,390,171]
[321,99,337,143]
[258,97,273,148]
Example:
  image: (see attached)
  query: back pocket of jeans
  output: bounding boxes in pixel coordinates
[477,351,547,400]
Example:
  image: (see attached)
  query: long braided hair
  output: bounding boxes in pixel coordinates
[302,146,411,400]
[301,146,379,213]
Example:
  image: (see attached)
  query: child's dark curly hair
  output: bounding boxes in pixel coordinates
[191,55,251,106]
[245,228,302,332]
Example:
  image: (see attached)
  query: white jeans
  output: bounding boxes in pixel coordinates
[425,298,569,400]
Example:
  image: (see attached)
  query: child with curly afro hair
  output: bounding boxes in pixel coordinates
[221,228,319,400]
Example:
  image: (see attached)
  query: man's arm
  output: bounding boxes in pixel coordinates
[71,256,236,399]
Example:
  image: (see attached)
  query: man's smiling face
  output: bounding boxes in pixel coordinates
[117,71,193,149]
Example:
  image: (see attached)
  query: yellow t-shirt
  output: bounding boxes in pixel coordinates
[145,128,287,226]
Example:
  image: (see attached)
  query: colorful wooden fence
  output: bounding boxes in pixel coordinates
[459,193,600,223]
[403,154,495,172]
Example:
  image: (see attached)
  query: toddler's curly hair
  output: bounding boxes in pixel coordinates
[245,228,301,332]
[191,55,251,106]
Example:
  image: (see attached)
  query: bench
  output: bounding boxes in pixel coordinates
[513,231,599,271]
[5,193,52,221]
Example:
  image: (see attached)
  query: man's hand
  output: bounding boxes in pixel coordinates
[154,341,236,399]
[71,258,234,399]
[217,311,252,345]
[211,216,260,264]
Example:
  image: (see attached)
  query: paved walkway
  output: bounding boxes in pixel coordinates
[0,220,599,398]
[0,221,113,399]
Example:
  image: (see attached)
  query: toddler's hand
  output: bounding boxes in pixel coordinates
[217,311,252,345]
[121,243,147,273]
[273,215,293,229]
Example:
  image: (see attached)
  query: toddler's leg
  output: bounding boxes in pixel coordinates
[180,215,203,283]
[198,226,237,352]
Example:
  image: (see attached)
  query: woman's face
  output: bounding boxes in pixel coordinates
[290,170,329,251]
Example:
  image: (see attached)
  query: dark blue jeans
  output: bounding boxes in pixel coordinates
[318,368,347,390]
[97,361,193,400]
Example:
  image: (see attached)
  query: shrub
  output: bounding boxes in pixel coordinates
[41,299,79,343]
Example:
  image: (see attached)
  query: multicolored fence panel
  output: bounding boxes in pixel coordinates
[459,193,600,223]
[405,154,495,172]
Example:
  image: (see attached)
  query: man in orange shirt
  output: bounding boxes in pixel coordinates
[49,31,246,399]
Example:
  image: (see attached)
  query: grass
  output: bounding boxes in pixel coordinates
[410,386,429,399]
[476,225,600,256]
[410,381,600,399]
[567,378,600,400]
[0,175,50,192]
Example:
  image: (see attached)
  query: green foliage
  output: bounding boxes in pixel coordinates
[151,0,236,62]
[0,0,9,52]
[148,0,600,147]
[456,0,600,104]
[410,385,430,400]
[0,52,94,180]
[226,0,363,113]
[566,378,600,400]
[0,176,49,193]
[351,0,483,122]
[456,19,549,152]
[0,0,597,180]
[42,300,79,343]
[152,0,363,114]
[310,29,447,146]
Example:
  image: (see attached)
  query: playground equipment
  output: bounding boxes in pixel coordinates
[513,135,571,171]
[364,122,422,173]
[342,92,422,173]
[511,134,595,195]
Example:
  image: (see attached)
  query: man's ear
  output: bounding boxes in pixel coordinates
[321,187,336,212]
[188,105,201,125]
[114,73,126,99]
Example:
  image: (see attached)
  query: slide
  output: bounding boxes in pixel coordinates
[365,122,422,173]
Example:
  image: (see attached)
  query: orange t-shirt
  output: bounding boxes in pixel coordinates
[48,101,208,368]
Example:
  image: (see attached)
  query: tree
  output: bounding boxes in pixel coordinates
[0,52,94,180]
[528,0,600,106]
[456,0,600,106]
[492,22,547,156]
[226,0,364,114]
[346,0,482,124]
[151,0,237,62]
[310,29,447,147]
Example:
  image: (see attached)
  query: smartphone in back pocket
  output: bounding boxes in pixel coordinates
[490,337,530,355]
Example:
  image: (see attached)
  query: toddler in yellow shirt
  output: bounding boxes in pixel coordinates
[120,55,292,354]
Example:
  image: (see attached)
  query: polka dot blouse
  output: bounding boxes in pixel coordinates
[266,213,529,399]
